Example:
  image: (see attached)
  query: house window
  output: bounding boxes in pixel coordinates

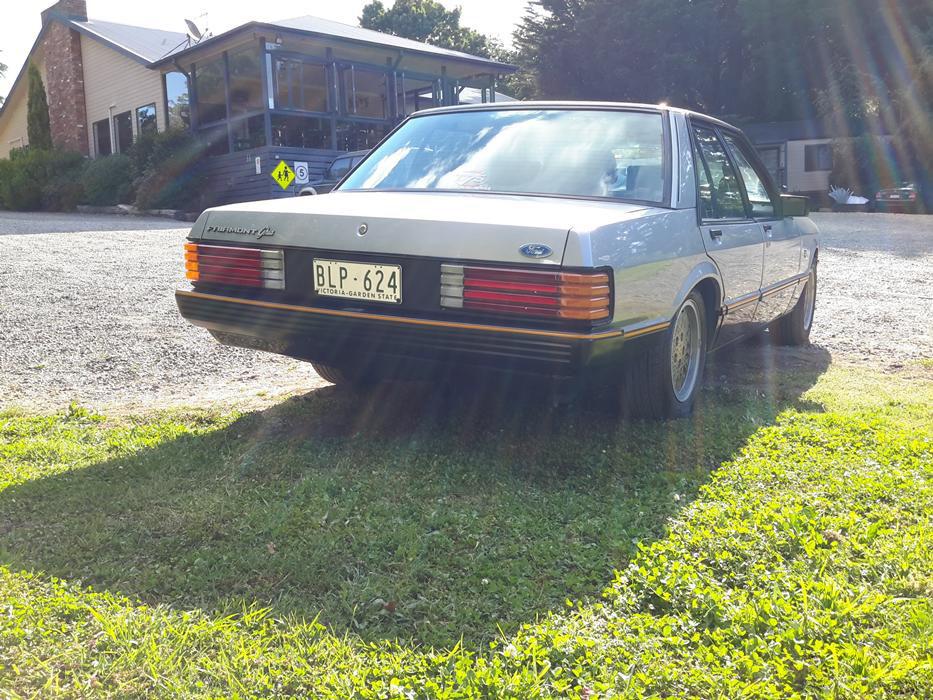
[340,66,388,119]
[230,113,266,151]
[113,111,133,153]
[274,58,328,113]
[804,143,833,171]
[271,114,329,149]
[164,72,190,129]
[335,120,387,151]
[193,57,227,124]
[397,75,440,117]
[137,104,157,135]
[93,118,111,156]
[227,45,263,117]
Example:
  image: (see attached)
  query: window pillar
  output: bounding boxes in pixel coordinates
[326,47,337,150]
[260,38,273,149]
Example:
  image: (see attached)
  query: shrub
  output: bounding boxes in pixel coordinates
[0,147,86,211]
[129,128,208,211]
[81,154,133,206]
[26,63,52,152]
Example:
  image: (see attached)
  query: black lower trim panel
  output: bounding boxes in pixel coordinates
[176,291,617,379]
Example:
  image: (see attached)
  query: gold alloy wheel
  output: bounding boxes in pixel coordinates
[670,298,702,403]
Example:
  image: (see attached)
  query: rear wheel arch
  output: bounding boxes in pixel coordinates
[692,277,721,344]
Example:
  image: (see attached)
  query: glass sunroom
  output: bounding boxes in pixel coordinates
[153,16,513,205]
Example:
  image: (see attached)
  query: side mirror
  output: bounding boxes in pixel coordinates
[781,194,809,217]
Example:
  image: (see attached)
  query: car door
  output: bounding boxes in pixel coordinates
[691,123,764,348]
[721,131,801,322]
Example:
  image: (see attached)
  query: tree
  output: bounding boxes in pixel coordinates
[0,55,7,105]
[26,63,52,151]
[360,0,492,57]
[513,0,932,126]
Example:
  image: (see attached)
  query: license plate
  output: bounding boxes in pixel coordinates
[313,259,401,303]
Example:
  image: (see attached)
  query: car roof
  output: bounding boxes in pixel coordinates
[332,150,369,160]
[411,101,740,132]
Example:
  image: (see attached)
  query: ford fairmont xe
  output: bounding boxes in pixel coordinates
[176,103,819,418]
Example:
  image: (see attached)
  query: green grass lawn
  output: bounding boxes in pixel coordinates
[0,352,930,697]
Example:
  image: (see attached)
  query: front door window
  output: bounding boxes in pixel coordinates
[692,126,746,219]
[722,133,776,218]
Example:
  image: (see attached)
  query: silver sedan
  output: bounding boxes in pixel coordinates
[177,102,819,418]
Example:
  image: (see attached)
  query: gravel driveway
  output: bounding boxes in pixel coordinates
[1,210,930,410]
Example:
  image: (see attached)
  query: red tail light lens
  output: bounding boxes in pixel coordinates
[185,243,284,289]
[440,264,611,321]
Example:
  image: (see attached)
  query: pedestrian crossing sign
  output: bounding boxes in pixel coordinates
[271,160,295,190]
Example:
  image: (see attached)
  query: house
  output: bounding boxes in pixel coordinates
[0,0,513,204]
[743,118,891,203]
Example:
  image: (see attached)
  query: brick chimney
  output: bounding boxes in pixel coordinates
[41,0,89,154]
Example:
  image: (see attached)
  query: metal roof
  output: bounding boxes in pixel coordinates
[272,15,506,65]
[151,15,513,71]
[68,18,189,64]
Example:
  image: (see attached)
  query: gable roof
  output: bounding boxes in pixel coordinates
[1,16,186,125]
[272,15,509,66]
[67,18,188,64]
[150,15,513,71]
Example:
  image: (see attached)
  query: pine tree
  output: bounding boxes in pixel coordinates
[27,63,52,151]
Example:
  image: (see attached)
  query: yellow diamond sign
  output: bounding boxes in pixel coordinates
[271,160,295,190]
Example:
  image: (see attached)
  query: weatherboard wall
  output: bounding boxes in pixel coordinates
[80,34,165,155]
[201,146,342,206]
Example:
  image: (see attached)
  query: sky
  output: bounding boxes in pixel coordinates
[1,0,531,97]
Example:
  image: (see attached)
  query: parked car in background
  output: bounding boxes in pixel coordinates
[177,103,820,419]
[873,182,923,213]
[298,151,369,196]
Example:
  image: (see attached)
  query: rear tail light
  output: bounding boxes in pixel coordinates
[908,191,917,200]
[440,264,611,321]
[184,243,284,289]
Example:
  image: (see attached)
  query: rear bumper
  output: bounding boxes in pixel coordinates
[175,289,624,380]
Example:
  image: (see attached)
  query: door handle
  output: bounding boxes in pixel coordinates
[710,229,723,240]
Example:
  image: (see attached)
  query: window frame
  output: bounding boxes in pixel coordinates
[804,143,833,172]
[191,57,229,128]
[163,71,191,130]
[113,110,133,153]
[338,63,391,121]
[689,120,752,223]
[136,103,158,137]
[92,118,112,157]
[272,55,330,115]
[720,130,780,221]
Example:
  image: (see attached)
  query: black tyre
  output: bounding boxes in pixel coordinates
[625,291,708,419]
[769,264,817,346]
[311,363,350,385]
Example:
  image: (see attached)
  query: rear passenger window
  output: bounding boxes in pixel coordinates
[723,133,776,218]
[329,158,352,179]
[693,126,746,219]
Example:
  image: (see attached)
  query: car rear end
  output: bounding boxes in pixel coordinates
[875,184,920,212]
[175,192,627,385]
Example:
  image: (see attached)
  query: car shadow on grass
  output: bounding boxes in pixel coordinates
[0,343,830,649]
